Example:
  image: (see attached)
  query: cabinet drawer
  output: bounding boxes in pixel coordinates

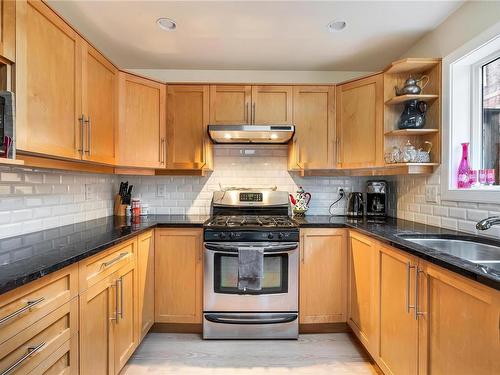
[28,335,77,375]
[0,298,78,375]
[79,238,136,292]
[0,265,78,346]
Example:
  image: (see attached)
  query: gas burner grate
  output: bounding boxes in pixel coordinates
[206,215,296,228]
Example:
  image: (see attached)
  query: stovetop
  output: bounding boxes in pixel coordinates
[205,215,297,229]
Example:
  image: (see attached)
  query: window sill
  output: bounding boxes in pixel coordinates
[442,186,500,204]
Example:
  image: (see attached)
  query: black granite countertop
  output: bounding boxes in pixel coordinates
[0,215,209,295]
[295,215,500,291]
[1,214,500,296]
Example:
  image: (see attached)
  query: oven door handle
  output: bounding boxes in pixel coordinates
[204,243,298,253]
[204,313,298,325]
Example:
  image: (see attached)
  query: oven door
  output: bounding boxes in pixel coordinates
[203,242,298,312]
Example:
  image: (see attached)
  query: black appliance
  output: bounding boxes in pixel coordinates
[0,91,15,159]
[203,189,299,340]
[347,192,364,217]
[366,181,387,217]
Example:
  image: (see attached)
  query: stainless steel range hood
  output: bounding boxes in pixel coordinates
[208,125,294,144]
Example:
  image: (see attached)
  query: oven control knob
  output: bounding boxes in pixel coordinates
[229,232,236,239]
[219,232,226,239]
[267,233,274,240]
[278,232,284,239]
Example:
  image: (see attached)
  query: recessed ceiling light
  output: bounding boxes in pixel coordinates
[157,18,176,31]
[327,20,347,32]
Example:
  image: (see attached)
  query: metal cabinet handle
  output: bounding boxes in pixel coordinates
[160,137,166,165]
[118,276,124,320]
[252,102,256,124]
[78,115,85,154]
[300,238,305,263]
[0,297,45,326]
[100,252,129,270]
[406,262,416,314]
[85,116,91,155]
[112,280,119,321]
[1,342,45,375]
[336,138,342,165]
[414,266,425,320]
[246,103,249,123]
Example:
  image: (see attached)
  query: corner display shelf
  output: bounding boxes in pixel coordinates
[385,94,439,105]
[383,58,442,170]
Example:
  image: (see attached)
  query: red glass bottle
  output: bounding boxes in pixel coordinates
[457,142,471,189]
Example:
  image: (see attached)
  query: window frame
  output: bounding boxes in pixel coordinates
[441,22,500,203]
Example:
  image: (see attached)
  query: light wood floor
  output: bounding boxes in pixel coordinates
[122,333,378,374]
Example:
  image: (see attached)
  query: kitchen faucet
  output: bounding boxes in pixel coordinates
[476,216,500,230]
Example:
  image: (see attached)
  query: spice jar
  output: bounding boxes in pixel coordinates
[131,199,141,217]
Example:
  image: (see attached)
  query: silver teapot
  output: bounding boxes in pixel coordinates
[395,75,429,96]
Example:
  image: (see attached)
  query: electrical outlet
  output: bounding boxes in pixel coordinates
[425,186,438,203]
[157,184,167,197]
[84,184,96,201]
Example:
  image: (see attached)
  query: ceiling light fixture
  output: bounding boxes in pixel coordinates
[157,18,177,31]
[327,20,347,32]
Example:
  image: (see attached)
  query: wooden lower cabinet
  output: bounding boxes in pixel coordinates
[137,230,155,340]
[299,228,347,324]
[155,228,203,324]
[377,245,418,375]
[79,263,138,375]
[347,231,379,356]
[28,334,78,374]
[79,274,115,375]
[418,261,500,375]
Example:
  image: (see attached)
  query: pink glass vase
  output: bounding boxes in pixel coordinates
[457,142,471,189]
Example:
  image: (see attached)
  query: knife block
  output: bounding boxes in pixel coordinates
[114,194,127,216]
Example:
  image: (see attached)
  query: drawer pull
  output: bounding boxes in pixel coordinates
[1,342,45,375]
[100,252,129,270]
[0,297,45,326]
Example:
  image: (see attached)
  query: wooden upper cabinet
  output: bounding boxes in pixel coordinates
[251,86,293,124]
[0,0,15,62]
[117,72,166,168]
[299,228,347,324]
[348,230,380,357]
[166,85,211,170]
[418,261,500,375]
[155,228,203,324]
[209,85,251,124]
[292,86,335,170]
[377,245,418,375]
[81,42,117,165]
[336,74,384,169]
[15,0,83,160]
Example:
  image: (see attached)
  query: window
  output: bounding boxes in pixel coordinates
[442,25,500,203]
[481,57,500,184]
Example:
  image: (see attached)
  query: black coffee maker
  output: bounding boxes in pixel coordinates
[366,181,387,217]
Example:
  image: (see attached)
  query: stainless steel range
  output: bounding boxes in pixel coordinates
[203,189,299,339]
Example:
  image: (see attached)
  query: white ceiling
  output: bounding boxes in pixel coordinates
[47,0,464,71]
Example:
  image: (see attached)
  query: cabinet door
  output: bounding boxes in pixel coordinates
[209,85,251,124]
[137,230,155,340]
[82,41,117,165]
[117,72,166,168]
[336,74,383,169]
[166,85,211,170]
[15,0,83,160]
[293,86,335,170]
[0,0,15,62]
[299,228,347,324]
[418,262,500,375]
[377,245,418,375]
[79,276,115,375]
[348,230,379,356]
[114,263,139,373]
[155,228,203,324]
[251,86,293,124]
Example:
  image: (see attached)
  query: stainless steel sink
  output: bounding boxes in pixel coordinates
[398,235,500,264]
